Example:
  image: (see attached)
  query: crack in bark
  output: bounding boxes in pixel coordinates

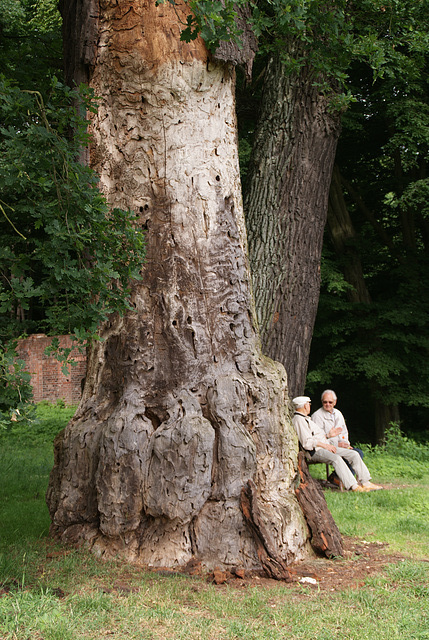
[240,479,293,582]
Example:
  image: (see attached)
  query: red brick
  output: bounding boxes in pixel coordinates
[16,334,86,405]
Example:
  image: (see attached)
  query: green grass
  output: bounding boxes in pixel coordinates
[0,553,428,640]
[0,401,75,547]
[324,485,429,558]
[0,405,428,640]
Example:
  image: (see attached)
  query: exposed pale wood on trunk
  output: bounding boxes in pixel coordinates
[240,479,293,581]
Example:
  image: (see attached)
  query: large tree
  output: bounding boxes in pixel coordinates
[46,0,310,570]
[243,2,351,398]
[245,52,341,399]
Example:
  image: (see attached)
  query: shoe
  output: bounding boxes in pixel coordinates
[351,485,371,493]
[362,482,383,491]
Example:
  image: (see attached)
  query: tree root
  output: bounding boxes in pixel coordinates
[240,479,293,581]
[295,452,343,558]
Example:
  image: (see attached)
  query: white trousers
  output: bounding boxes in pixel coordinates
[310,448,371,490]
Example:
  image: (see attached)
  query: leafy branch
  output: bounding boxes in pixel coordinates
[156,0,245,50]
[0,76,147,427]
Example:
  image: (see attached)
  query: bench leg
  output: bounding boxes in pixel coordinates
[326,463,344,491]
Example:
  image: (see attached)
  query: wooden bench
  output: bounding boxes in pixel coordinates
[308,460,344,491]
[298,445,345,491]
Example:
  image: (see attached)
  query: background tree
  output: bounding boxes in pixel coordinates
[244,2,345,399]
[242,0,429,405]
[46,0,310,571]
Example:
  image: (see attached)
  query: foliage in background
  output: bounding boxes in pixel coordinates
[0,78,145,342]
[358,423,429,480]
[307,52,429,437]
[0,1,146,431]
[0,340,35,430]
[0,0,62,91]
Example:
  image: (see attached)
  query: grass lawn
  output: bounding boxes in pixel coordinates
[0,403,428,640]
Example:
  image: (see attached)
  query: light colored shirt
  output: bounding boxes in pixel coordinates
[292,412,329,452]
[311,407,349,447]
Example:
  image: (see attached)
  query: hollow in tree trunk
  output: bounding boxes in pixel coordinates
[46,0,311,571]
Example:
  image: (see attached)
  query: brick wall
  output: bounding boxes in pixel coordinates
[16,334,87,405]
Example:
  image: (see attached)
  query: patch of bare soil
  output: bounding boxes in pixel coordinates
[239,536,405,592]
[149,536,408,593]
[178,537,409,594]
[197,481,409,592]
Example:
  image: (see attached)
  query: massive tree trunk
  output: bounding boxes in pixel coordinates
[245,54,342,398]
[46,0,310,571]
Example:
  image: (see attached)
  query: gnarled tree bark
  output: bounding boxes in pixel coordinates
[245,53,342,398]
[47,0,311,571]
[295,452,343,558]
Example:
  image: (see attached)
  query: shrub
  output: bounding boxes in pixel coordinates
[0,341,35,431]
[359,423,429,480]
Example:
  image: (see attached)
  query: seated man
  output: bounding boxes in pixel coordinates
[292,396,382,492]
[311,389,364,480]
